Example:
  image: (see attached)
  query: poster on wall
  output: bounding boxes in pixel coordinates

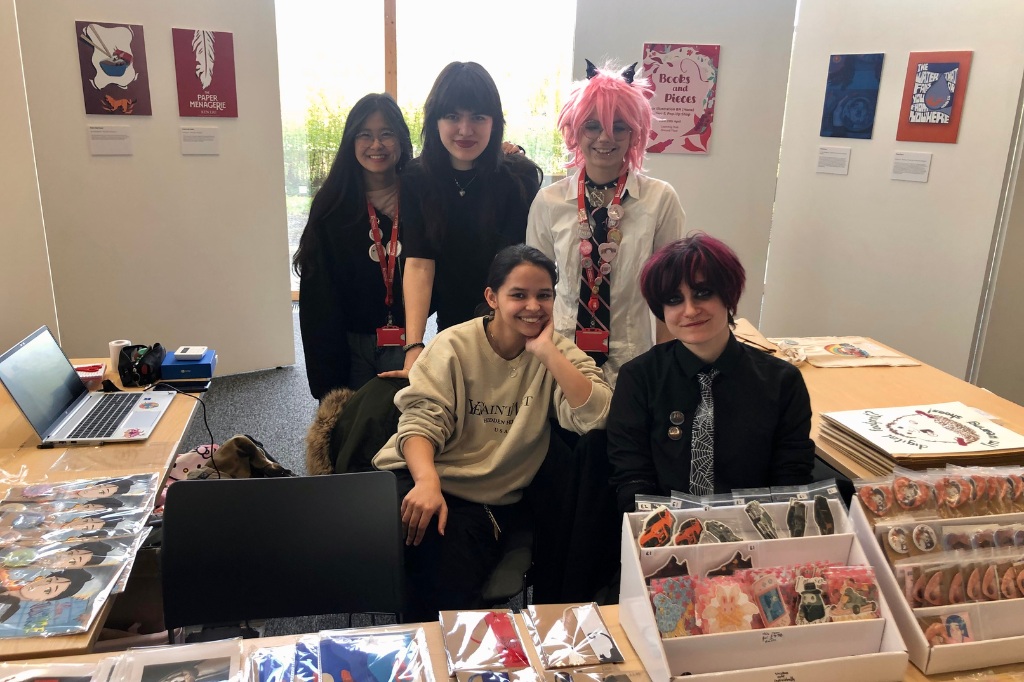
[819,53,884,139]
[76,22,152,116]
[896,50,972,144]
[172,28,239,118]
[642,43,719,154]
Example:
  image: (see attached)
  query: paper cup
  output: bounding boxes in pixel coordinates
[109,339,131,369]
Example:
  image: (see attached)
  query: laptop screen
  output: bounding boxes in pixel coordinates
[0,326,87,439]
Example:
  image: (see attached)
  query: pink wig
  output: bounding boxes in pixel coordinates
[558,62,653,174]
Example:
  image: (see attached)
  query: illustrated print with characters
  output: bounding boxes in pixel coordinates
[887,410,980,447]
[79,23,138,91]
[794,576,830,625]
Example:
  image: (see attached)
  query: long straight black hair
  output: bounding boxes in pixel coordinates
[410,62,541,249]
[292,93,414,277]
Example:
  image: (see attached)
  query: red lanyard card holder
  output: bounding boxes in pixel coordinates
[376,325,406,347]
[575,328,609,353]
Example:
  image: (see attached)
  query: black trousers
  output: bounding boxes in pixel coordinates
[393,468,529,622]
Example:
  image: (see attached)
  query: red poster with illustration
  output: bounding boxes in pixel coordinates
[172,28,238,118]
[76,21,152,115]
[896,51,972,144]
[643,43,719,154]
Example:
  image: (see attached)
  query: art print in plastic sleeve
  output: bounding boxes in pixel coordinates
[439,610,529,673]
[0,661,98,681]
[793,575,831,625]
[454,670,544,682]
[245,644,295,682]
[524,603,623,668]
[649,576,700,638]
[743,500,779,539]
[552,672,648,682]
[0,495,149,517]
[694,577,759,633]
[3,474,160,503]
[749,573,790,628]
[0,563,125,638]
[319,627,433,682]
[293,635,320,682]
[0,534,140,569]
[824,566,879,620]
[0,509,150,548]
[118,637,241,682]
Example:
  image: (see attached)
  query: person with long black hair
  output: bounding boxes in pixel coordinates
[294,93,415,398]
[383,62,543,378]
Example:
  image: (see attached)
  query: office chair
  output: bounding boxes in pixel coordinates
[161,471,404,642]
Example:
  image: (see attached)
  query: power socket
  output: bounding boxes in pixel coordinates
[174,345,208,362]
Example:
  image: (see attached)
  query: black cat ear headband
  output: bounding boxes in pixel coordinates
[585,58,638,84]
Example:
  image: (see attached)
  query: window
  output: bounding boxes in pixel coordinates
[278,1,576,293]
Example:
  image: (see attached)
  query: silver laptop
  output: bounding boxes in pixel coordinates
[0,326,175,445]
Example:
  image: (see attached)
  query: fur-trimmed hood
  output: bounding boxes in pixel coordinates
[305,387,354,475]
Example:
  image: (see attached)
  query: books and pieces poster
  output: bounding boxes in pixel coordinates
[172,28,239,118]
[642,43,719,154]
[820,53,884,139]
[896,50,972,144]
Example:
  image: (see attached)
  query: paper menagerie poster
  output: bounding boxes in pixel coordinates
[76,21,152,115]
[643,43,719,154]
[172,28,239,118]
[896,51,972,144]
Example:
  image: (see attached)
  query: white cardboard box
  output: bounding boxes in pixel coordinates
[619,502,908,682]
[850,499,1024,675]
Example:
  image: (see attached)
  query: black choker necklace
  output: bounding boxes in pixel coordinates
[584,176,618,190]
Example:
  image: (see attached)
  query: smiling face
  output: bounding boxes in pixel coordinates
[579,112,631,184]
[61,517,105,532]
[354,110,401,184]
[663,281,731,363]
[19,575,72,601]
[438,109,493,170]
[485,263,555,344]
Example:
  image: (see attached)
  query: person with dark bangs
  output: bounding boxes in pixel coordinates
[607,233,814,514]
[294,93,415,398]
[383,61,543,378]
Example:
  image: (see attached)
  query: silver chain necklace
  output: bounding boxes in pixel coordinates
[453,174,478,197]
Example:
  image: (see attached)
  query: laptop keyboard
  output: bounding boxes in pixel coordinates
[68,393,141,439]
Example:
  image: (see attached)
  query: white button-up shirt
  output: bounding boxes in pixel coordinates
[527,169,686,386]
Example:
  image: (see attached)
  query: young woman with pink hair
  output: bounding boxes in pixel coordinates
[527,60,686,386]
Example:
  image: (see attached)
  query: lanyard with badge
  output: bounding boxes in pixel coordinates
[575,170,626,353]
[367,197,406,347]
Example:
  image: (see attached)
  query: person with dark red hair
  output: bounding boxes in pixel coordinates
[607,233,814,513]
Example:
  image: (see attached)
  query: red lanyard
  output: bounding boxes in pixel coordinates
[576,169,627,314]
[366,196,400,310]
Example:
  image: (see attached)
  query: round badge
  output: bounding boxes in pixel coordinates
[607,204,624,220]
[887,527,909,554]
[594,276,603,285]
[582,257,593,269]
[607,218,619,229]
[578,226,593,239]
[369,227,383,242]
[669,410,685,425]
[598,242,619,262]
[913,524,938,552]
[588,298,600,312]
[389,240,402,257]
[579,241,593,256]
[599,262,612,275]
[667,426,682,440]
[608,228,623,244]
[369,245,381,262]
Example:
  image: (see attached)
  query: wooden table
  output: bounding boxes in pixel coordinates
[8,604,1024,682]
[731,322,1024,481]
[0,358,198,660]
